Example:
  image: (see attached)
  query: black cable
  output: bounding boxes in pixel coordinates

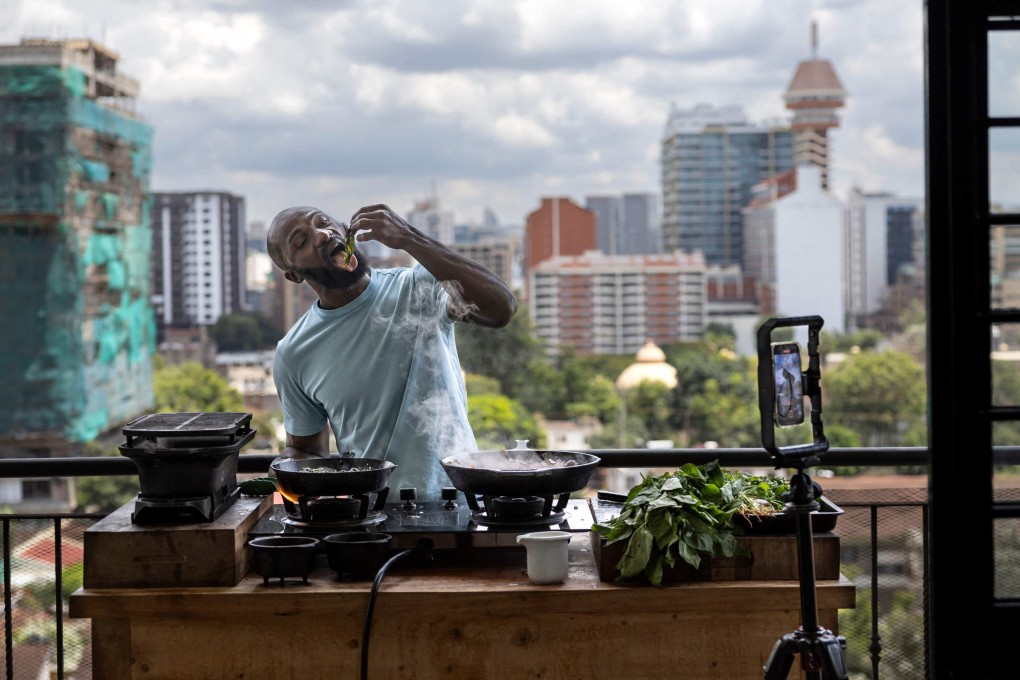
[360,539,434,680]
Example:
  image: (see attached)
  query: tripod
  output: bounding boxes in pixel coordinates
[762,461,848,680]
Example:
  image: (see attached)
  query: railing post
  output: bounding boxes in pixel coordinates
[54,518,63,680]
[869,505,882,679]
[3,517,12,680]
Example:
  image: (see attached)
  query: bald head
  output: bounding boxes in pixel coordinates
[267,206,319,270]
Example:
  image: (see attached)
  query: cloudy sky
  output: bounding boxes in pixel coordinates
[3,0,929,229]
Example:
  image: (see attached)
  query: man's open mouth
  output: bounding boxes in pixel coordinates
[327,236,357,271]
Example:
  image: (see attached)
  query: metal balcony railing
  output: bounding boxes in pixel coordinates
[0,447,934,680]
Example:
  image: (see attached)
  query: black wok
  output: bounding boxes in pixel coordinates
[440,448,600,497]
[271,456,396,499]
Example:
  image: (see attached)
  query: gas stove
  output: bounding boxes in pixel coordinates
[248,489,596,551]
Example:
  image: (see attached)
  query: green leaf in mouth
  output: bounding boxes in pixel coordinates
[342,226,356,266]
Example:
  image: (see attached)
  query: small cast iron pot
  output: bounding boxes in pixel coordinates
[323,532,392,581]
[249,536,320,586]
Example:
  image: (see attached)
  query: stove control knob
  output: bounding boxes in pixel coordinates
[441,487,459,509]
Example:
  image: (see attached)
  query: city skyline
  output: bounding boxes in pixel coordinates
[3,1,927,229]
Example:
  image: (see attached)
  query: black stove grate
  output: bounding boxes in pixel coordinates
[122,412,253,448]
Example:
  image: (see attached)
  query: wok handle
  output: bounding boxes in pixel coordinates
[596,490,628,503]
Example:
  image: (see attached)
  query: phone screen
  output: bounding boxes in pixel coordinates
[772,341,805,426]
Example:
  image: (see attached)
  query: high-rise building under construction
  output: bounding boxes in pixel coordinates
[660,104,794,268]
[0,39,155,476]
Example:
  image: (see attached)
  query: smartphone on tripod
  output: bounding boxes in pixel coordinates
[772,341,805,427]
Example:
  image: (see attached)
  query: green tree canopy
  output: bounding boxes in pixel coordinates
[153,360,246,413]
[456,299,548,402]
[467,393,545,450]
[74,441,139,512]
[209,313,283,352]
[822,350,926,446]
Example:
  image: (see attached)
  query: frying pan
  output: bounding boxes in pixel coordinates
[270,455,396,499]
[441,444,600,497]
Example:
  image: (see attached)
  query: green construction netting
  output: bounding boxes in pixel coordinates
[0,63,156,443]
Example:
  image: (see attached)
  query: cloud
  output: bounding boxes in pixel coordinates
[2,0,926,227]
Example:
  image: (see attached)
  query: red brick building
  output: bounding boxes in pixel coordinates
[524,197,597,271]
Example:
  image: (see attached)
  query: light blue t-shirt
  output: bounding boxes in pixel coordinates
[273,265,477,501]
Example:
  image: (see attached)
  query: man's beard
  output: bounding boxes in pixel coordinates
[294,246,369,290]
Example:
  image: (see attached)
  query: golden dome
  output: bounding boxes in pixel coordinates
[615,339,678,390]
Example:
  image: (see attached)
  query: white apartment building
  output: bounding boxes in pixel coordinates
[743,164,845,332]
[150,191,247,331]
[529,250,707,356]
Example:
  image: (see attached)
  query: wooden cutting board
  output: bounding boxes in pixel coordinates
[83,495,272,588]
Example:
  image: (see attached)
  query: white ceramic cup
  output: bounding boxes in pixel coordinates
[516,530,572,584]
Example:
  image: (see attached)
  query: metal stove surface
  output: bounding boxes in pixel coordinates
[248,498,595,551]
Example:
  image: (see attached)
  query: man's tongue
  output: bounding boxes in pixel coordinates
[331,250,357,271]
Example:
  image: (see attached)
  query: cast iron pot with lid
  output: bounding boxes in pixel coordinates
[270,454,397,499]
[441,440,600,497]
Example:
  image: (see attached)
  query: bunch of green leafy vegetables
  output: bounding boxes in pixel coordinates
[591,460,790,586]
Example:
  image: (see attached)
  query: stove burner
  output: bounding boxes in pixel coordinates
[281,509,387,530]
[282,489,390,526]
[465,493,570,527]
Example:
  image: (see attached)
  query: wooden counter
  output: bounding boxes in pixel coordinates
[70,533,855,680]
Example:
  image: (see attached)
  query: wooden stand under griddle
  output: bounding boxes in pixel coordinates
[82,495,272,588]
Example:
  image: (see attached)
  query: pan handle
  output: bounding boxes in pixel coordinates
[596,490,628,503]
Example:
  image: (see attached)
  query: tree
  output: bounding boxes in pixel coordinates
[822,350,926,446]
[625,380,676,443]
[152,360,246,413]
[565,374,620,423]
[992,359,1020,445]
[456,299,547,402]
[208,313,283,352]
[465,372,502,396]
[686,373,761,447]
[665,341,756,443]
[702,322,737,351]
[467,394,545,450]
[74,441,140,512]
[821,328,884,353]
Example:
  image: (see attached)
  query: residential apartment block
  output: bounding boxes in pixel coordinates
[150,191,248,336]
[844,189,923,330]
[529,251,707,356]
[450,237,517,289]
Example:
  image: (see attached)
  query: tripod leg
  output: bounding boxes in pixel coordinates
[815,632,849,680]
[763,633,797,680]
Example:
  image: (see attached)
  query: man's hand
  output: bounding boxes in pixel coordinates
[348,203,518,328]
[349,204,416,251]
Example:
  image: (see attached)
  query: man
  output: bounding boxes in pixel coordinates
[266,204,518,500]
